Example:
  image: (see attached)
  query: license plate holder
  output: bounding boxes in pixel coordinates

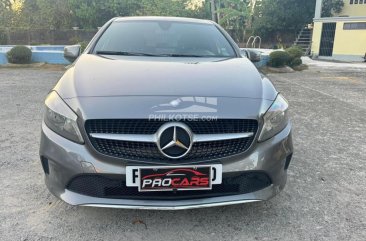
[126,164,222,192]
[139,166,211,192]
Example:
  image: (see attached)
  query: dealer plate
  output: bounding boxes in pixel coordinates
[126,164,222,192]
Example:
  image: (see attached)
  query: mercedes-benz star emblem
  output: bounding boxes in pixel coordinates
[157,122,193,159]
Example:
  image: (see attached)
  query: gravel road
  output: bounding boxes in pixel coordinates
[0,63,365,241]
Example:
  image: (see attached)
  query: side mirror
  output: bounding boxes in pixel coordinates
[246,49,261,62]
[64,45,81,63]
[240,48,261,62]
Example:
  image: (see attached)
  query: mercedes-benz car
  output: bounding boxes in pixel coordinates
[39,17,293,210]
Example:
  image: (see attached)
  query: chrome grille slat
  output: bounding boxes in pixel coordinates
[86,119,258,135]
[85,119,258,161]
[89,132,254,143]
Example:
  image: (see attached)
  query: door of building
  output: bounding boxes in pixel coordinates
[319,22,336,57]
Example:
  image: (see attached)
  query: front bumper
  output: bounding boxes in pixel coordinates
[39,122,293,210]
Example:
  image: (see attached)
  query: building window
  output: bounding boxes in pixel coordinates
[350,0,366,4]
[344,22,366,30]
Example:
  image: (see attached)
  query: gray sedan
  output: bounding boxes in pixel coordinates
[39,16,293,210]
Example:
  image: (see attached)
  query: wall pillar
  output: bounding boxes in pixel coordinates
[315,0,323,19]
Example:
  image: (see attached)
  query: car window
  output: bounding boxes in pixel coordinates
[93,20,236,57]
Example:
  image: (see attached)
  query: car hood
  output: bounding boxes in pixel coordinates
[55,54,275,100]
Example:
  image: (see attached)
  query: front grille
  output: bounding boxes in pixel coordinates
[85,119,258,135]
[85,119,258,161]
[67,172,272,200]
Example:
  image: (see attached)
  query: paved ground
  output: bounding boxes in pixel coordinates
[0,62,365,241]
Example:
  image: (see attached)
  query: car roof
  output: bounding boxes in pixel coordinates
[113,16,214,25]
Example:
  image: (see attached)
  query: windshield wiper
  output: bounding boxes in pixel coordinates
[167,54,207,57]
[167,54,234,58]
[96,51,161,57]
[96,51,230,58]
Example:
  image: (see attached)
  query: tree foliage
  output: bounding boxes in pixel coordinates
[67,0,209,28]
[0,0,14,27]
[0,0,211,30]
[252,0,316,39]
[137,0,194,16]
[16,0,72,29]
[252,0,345,40]
[0,0,344,45]
[67,0,141,29]
[217,0,249,42]
[322,0,344,17]
[0,0,12,12]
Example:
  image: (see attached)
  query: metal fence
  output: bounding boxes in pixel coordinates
[0,29,98,45]
[0,28,297,49]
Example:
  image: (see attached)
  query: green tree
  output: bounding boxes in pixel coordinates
[0,0,15,28]
[252,0,316,39]
[68,0,139,29]
[67,0,208,29]
[322,0,344,17]
[252,0,344,45]
[217,0,249,42]
[35,0,72,29]
[136,0,190,16]
[1,0,210,30]
[17,0,72,29]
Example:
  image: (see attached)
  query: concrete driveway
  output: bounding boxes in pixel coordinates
[0,62,365,241]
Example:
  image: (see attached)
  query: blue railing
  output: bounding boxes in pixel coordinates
[0,45,70,65]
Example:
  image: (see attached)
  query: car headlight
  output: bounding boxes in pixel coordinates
[44,91,84,143]
[258,94,289,142]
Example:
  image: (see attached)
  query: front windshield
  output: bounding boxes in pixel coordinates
[93,20,236,57]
